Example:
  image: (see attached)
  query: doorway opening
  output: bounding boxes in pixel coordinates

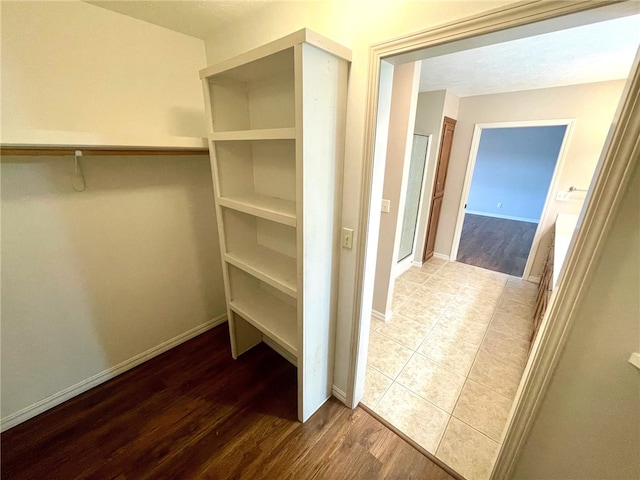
[396,133,431,274]
[422,117,456,263]
[452,122,571,277]
[358,5,639,480]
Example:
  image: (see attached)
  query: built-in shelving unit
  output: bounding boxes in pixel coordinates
[200,29,350,422]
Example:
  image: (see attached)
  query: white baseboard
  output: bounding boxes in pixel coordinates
[332,385,347,404]
[527,275,541,284]
[263,335,297,366]
[1,314,228,432]
[432,252,451,261]
[466,210,539,223]
[394,257,414,278]
[411,260,423,267]
[371,309,391,322]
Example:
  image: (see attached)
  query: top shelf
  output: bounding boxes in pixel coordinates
[1,129,208,152]
[199,29,351,80]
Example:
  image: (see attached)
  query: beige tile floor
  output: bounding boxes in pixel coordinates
[363,258,537,480]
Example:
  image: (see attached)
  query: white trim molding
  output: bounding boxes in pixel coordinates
[496,46,640,478]
[370,309,389,322]
[263,336,297,366]
[332,386,348,404]
[346,2,637,479]
[432,252,451,261]
[1,315,227,432]
[465,210,539,223]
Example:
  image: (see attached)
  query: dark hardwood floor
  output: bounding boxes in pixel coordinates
[2,324,454,480]
[457,213,537,276]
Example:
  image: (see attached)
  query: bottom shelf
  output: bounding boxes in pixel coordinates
[229,270,298,358]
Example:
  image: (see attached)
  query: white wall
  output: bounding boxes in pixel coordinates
[200,0,512,394]
[371,62,421,318]
[0,2,226,428]
[512,160,640,479]
[1,155,226,424]
[1,1,207,147]
[435,80,626,274]
[413,89,460,261]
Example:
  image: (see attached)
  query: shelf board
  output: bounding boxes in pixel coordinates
[230,288,298,357]
[1,129,208,151]
[225,246,297,299]
[209,128,296,142]
[199,29,351,80]
[219,194,297,227]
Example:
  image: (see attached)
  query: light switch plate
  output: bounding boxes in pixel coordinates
[342,228,353,249]
[381,199,391,213]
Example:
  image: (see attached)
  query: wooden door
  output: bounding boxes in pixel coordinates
[422,116,456,262]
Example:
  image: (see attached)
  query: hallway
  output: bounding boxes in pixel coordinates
[363,258,537,480]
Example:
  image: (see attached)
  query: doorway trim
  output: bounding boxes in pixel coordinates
[449,119,575,280]
[346,1,640,478]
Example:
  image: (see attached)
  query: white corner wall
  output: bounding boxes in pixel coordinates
[371,62,421,318]
[0,2,226,429]
[1,1,207,147]
[512,160,640,479]
[435,80,626,275]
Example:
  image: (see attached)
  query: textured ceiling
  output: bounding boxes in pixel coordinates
[419,14,640,96]
[85,2,639,96]
[85,1,269,39]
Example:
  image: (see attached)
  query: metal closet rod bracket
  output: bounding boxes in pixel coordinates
[72,150,86,192]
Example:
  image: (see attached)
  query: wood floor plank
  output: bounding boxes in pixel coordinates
[1,324,455,480]
[457,213,537,276]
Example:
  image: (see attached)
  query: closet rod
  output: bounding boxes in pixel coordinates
[1,146,209,156]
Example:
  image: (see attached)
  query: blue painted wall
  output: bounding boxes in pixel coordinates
[466,125,567,222]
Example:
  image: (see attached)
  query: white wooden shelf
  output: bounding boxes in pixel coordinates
[209,128,296,142]
[199,29,351,79]
[1,129,208,151]
[230,288,298,357]
[225,244,297,298]
[201,28,350,422]
[218,194,296,226]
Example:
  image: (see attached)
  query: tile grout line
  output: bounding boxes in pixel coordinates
[399,262,488,456]
[441,270,510,437]
[368,261,534,470]
[412,269,473,354]
[462,311,526,401]
[434,411,454,456]
[432,268,510,472]
[450,414,504,446]
[370,377,395,411]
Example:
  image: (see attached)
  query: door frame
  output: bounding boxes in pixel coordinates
[346,1,640,478]
[449,119,575,280]
[395,133,433,277]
